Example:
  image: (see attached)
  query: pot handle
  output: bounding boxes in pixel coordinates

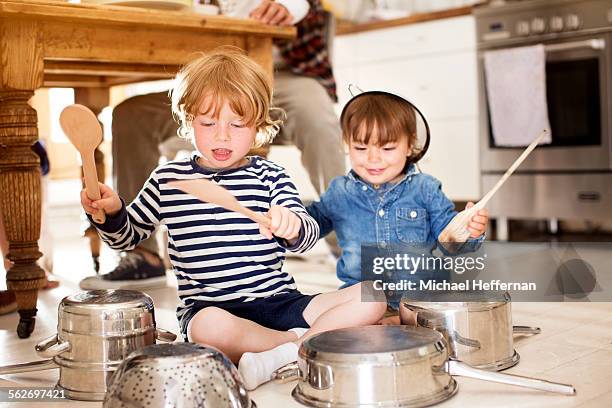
[0,359,58,375]
[446,360,575,395]
[35,334,71,358]
[451,330,482,349]
[272,362,299,383]
[155,328,177,343]
[513,326,541,336]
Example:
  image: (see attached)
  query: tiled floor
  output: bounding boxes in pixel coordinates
[1,179,612,407]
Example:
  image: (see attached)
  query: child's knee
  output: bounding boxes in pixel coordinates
[189,307,237,347]
[370,301,388,321]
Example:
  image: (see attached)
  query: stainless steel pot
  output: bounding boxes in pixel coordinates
[104,343,255,408]
[277,326,574,408]
[0,290,176,401]
[399,291,540,370]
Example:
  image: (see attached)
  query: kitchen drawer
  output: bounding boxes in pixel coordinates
[353,15,476,65]
[482,173,612,221]
[354,50,478,120]
[418,118,480,201]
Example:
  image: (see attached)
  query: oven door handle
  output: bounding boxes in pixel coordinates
[545,39,605,52]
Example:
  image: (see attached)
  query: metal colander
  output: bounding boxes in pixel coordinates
[103,343,255,408]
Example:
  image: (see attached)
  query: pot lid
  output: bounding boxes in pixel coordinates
[61,289,154,311]
[300,326,445,363]
[401,290,510,311]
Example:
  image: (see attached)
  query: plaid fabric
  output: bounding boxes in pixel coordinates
[274,0,338,102]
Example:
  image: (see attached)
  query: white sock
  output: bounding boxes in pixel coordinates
[238,342,299,390]
[289,327,308,339]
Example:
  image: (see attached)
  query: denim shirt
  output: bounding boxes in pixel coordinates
[307,164,484,288]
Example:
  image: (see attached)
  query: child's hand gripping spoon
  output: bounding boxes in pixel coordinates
[168,178,272,229]
[60,104,106,224]
[439,129,548,243]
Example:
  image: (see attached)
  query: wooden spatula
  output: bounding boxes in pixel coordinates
[168,178,272,228]
[439,129,548,243]
[60,104,106,224]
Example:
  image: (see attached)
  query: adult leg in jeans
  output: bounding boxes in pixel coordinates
[80,92,179,290]
[273,70,346,255]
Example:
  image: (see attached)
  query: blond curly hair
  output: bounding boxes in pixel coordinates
[170,47,283,147]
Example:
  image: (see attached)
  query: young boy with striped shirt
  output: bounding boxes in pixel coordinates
[81,48,386,390]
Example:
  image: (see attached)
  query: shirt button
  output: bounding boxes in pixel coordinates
[378,209,385,217]
[410,210,417,218]
[362,185,368,191]
[380,241,387,248]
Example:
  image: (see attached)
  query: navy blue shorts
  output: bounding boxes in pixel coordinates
[181,290,317,341]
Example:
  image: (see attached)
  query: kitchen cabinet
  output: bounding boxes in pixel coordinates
[334,15,480,201]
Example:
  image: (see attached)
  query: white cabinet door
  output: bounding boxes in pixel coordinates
[333,33,360,69]
[354,15,476,65]
[356,50,478,120]
[418,118,480,201]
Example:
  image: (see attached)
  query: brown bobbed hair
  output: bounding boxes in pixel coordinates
[339,91,430,164]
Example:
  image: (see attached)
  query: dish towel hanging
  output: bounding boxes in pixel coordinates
[484,44,552,147]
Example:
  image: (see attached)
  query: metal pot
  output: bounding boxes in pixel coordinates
[0,290,176,401]
[276,326,574,408]
[104,343,255,408]
[399,291,540,370]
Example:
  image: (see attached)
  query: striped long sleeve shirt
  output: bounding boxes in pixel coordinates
[91,155,319,325]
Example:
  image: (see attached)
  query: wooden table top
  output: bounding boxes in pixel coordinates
[0,0,295,87]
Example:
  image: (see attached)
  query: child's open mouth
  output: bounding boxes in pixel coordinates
[212,148,232,161]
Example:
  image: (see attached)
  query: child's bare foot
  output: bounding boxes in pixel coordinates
[43,274,60,290]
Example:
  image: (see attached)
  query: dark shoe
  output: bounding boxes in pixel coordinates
[0,290,17,315]
[79,251,167,290]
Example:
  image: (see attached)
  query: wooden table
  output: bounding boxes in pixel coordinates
[0,0,294,338]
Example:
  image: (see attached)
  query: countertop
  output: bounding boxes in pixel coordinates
[336,5,476,35]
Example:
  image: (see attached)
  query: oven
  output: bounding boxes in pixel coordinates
[475,0,612,227]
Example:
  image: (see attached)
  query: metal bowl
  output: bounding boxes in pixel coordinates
[399,291,540,370]
[103,343,255,408]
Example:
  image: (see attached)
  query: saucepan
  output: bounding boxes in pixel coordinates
[275,325,574,407]
[0,290,176,401]
[399,291,540,370]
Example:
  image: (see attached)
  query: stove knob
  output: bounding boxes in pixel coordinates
[531,17,546,34]
[550,16,564,32]
[516,20,530,36]
[566,14,581,30]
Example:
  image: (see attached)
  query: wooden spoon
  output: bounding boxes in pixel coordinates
[439,129,548,243]
[168,178,272,228]
[60,104,106,224]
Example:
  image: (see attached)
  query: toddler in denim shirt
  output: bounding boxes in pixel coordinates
[307,91,489,318]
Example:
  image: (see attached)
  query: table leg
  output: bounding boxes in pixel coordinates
[0,91,46,338]
[1,18,46,338]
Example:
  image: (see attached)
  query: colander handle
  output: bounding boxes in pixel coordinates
[155,328,177,343]
[35,334,71,358]
[513,326,541,336]
[272,362,299,383]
